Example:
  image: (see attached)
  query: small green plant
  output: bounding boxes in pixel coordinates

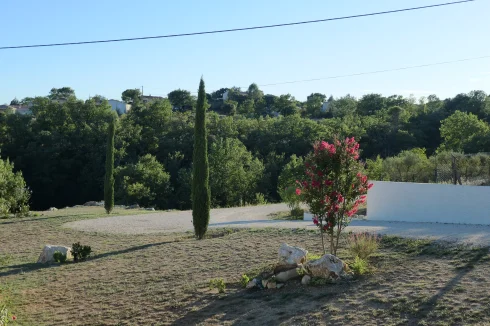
[347,232,380,260]
[254,193,268,205]
[306,253,322,261]
[71,242,92,262]
[291,207,304,219]
[0,255,12,267]
[53,251,67,263]
[351,256,368,276]
[240,274,250,288]
[209,278,226,293]
[0,305,16,325]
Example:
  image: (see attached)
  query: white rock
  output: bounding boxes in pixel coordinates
[46,207,58,211]
[304,254,345,279]
[246,279,257,289]
[37,245,73,264]
[278,243,308,265]
[301,275,311,285]
[275,268,301,283]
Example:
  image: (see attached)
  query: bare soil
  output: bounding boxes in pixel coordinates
[1,208,490,325]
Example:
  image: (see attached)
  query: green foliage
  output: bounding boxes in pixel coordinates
[0,304,14,326]
[121,88,141,103]
[71,242,92,262]
[209,138,264,207]
[291,207,304,219]
[347,232,380,260]
[440,110,490,152]
[240,274,250,288]
[192,78,211,240]
[0,156,30,218]
[104,118,116,214]
[254,193,267,205]
[167,89,196,112]
[351,256,368,275]
[115,154,171,208]
[2,86,490,212]
[278,154,305,211]
[208,278,226,293]
[53,251,67,263]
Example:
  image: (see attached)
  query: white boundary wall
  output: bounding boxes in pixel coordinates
[368,181,490,225]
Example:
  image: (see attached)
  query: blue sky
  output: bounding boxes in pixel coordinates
[1,0,489,104]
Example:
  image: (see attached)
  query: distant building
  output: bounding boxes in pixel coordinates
[141,95,164,104]
[108,99,131,115]
[0,104,32,115]
[222,90,248,101]
[321,102,330,112]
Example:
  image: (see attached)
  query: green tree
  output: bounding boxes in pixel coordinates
[305,93,326,117]
[121,88,142,103]
[358,93,386,116]
[115,154,171,208]
[10,98,20,106]
[209,138,264,207]
[104,118,116,214]
[48,87,76,101]
[440,111,490,152]
[192,78,211,239]
[238,98,255,115]
[167,89,196,112]
[247,83,264,101]
[274,94,299,116]
[0,156,30,218]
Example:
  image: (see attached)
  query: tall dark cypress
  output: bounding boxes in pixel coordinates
[192,78,211,239]
[104,118,116,214]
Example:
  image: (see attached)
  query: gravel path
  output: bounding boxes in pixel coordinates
[63,204,490,246]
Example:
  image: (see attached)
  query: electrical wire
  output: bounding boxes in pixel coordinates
[256,55,490,87]
[0,0,475,50]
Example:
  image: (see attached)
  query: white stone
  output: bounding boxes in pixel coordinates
[305,254,345,279]
[275,268,300,283]
[37,245,73,264]
[301,275,311,285]
[278,243,308,265]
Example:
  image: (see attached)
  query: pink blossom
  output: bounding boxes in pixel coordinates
[295,188,301,196]
[313,216,319,225]
[325,180,333,186]
[368,183,374,190]
[337,193,344,203]
[312,180,321,188]
[328,145,336,155]
[318,141,329,151]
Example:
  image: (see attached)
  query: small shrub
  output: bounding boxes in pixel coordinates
[291,207,304,219]
[254,193,268,205]
[71,242,92,262]
[306,253,322,261]
[240,274,250,288]
[209,278,226,293]
[53,251,67,263]
[347,232,380,260]
[351,256,368,275]
[0,305,15,326]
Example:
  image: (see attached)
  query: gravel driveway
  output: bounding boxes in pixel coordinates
[63,204,490,246]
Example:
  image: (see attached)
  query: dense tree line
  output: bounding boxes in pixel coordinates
[1,86,489,210]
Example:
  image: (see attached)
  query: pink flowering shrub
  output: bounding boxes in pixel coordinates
[297,137,373,255]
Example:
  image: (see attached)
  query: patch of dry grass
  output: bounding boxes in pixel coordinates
[1,210,489,325]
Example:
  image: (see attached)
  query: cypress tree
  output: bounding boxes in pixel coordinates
[192,77,211,239]
[104,118,116,214]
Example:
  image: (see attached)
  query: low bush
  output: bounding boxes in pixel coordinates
[53,251,67,263]
[347,232,380,260]
[209,278,226,293]
[240,274,250,288]
[0,305,16,326]
[351,256,368,276]
[71,243,92,262]
[291,207,304,219]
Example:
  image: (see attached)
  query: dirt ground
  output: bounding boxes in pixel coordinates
[1,208,490,325]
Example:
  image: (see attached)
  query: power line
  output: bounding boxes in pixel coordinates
[0,0,474,50]
[255,55,490,88]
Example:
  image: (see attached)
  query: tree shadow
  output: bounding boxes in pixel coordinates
[0,240,177,278]
[412,247,489,323]
[171,282,351,326]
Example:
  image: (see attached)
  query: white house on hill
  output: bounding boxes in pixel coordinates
[108,99,131,115]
